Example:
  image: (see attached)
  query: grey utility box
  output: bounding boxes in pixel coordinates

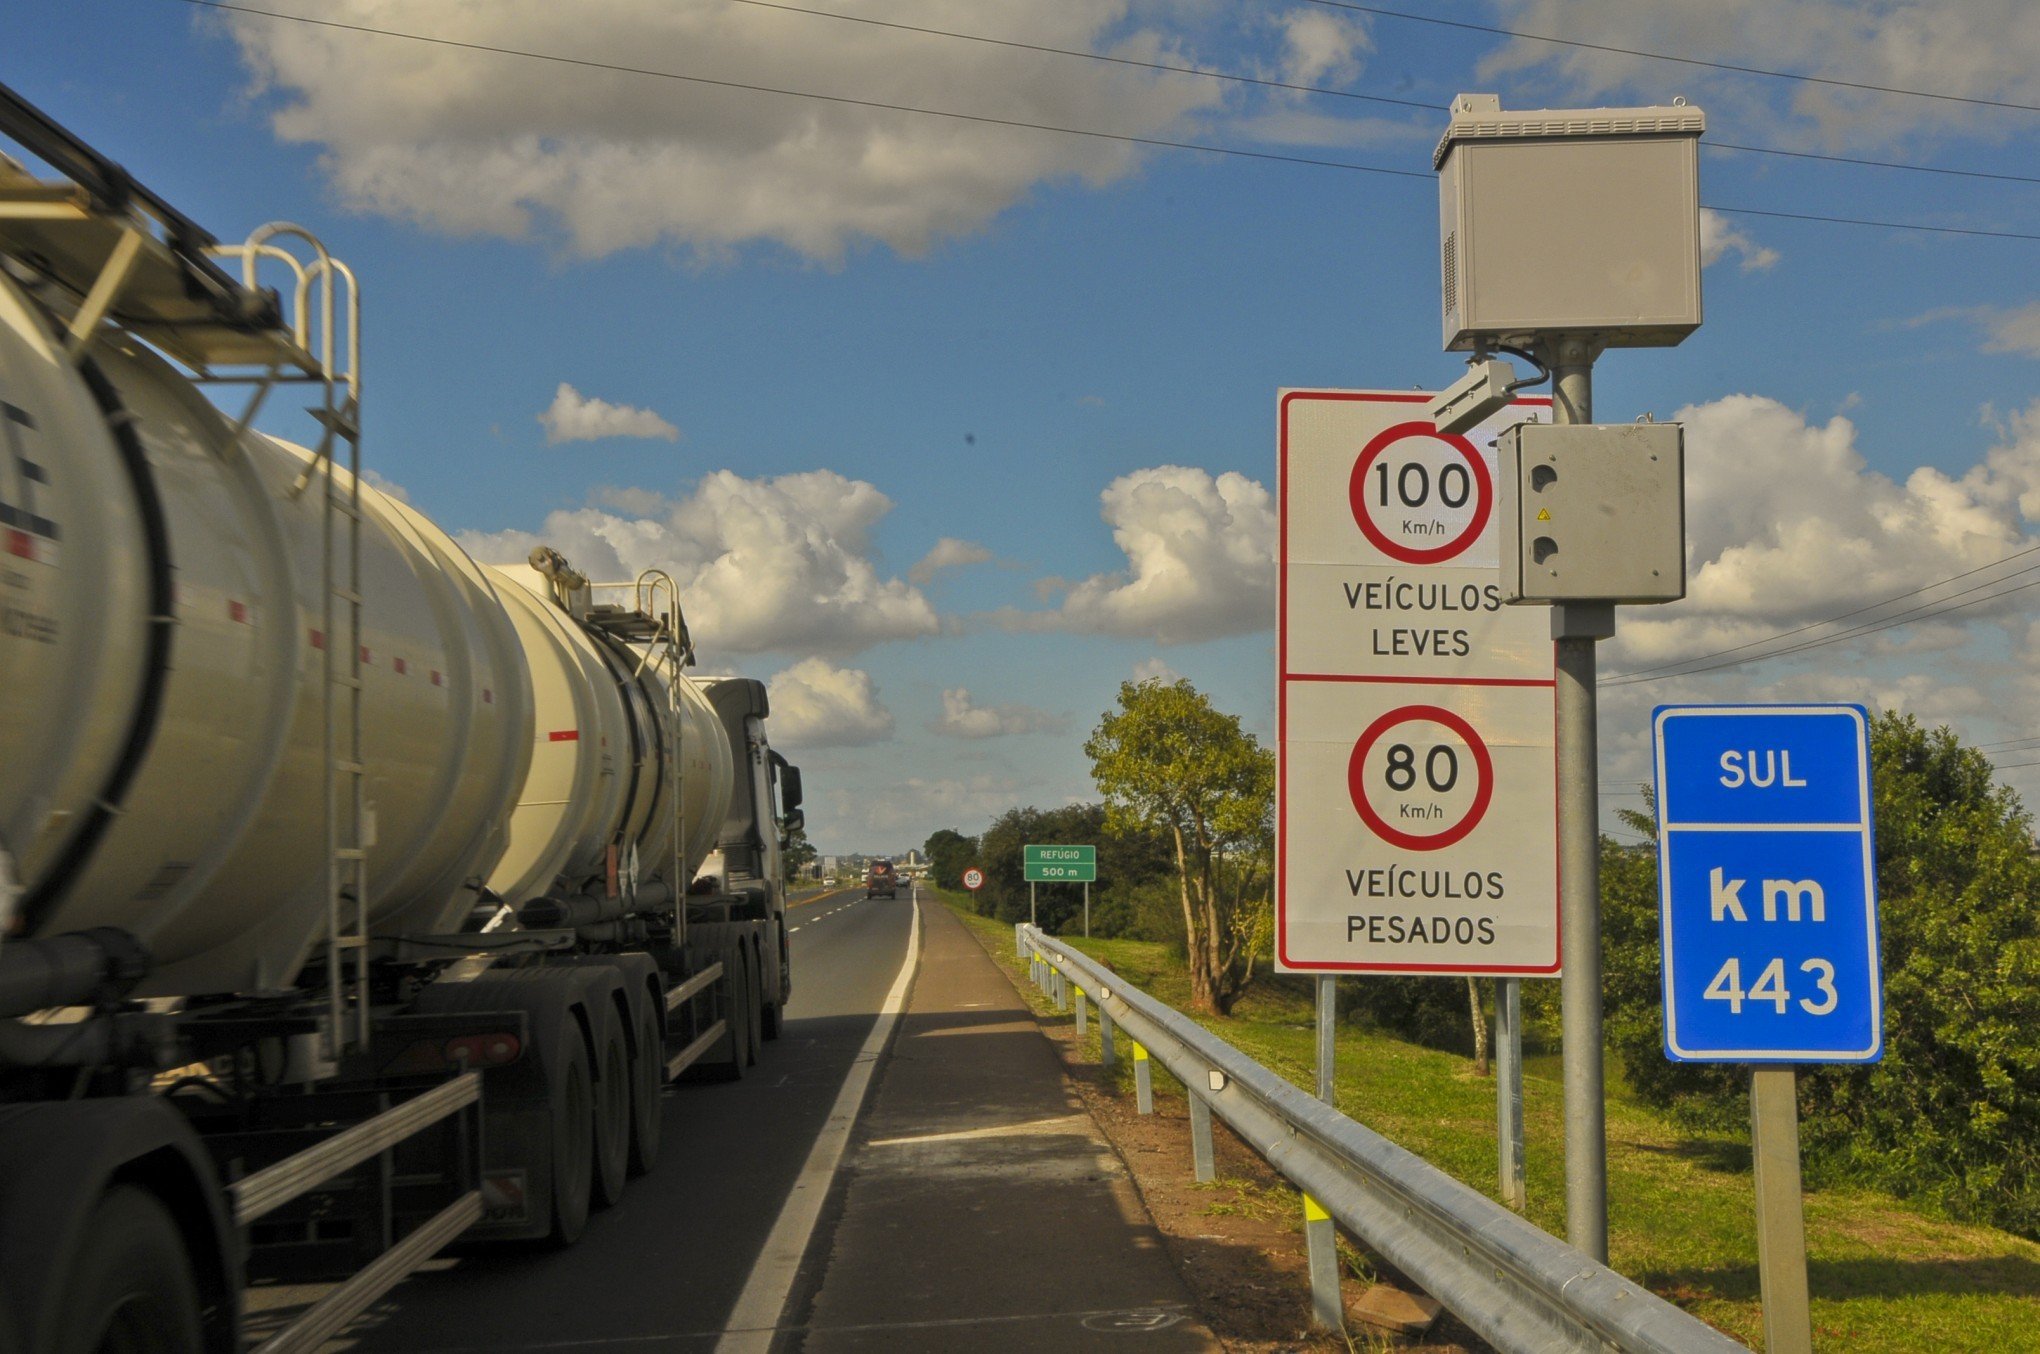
[1498,422,1686,605]
[1437,93,1705,351]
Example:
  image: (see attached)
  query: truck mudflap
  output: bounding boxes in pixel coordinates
[0,1097,240,1354]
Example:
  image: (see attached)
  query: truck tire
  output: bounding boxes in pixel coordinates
[52,1186,203,1354]
[744,946,763,1067]
[548,1019,595,1246]
[628,992,664,1177]
[591,1005,631,1210]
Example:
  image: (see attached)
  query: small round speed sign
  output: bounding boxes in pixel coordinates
[1347,421,1492,564]
[962,867,985,891]
[1346,704,1495,851]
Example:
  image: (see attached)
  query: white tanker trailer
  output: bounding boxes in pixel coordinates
[0,86,804,1353]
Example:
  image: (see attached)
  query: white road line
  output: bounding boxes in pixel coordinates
[714,897,922,1353]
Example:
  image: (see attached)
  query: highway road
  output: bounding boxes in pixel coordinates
[316,886,916,1352]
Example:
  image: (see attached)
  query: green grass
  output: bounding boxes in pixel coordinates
[934,893,2040,1352]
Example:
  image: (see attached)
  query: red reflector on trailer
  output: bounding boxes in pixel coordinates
[444,1033,522,1068]
[548,730,580,742]
[228,599,248,623]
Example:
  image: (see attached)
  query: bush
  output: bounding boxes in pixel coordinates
[1602,712,2040,1235]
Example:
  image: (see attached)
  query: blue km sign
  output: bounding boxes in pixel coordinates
[1652,705,1882,1064]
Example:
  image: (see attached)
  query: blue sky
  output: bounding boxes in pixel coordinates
[11,1,2040,853]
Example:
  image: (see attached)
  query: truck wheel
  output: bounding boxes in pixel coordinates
[54,1186,203,1354]
[591,1007,632,1209]
[744,947,764,1067]
[705,944,749,1083]
[628,993,665,1176]
[548,1020,594,1246]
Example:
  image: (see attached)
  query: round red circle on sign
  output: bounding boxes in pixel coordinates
[962,867,985,891]
[1346,704,1495,851]
[1347,421,1493,564]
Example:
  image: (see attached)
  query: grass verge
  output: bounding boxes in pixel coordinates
[933,891,2040,1352]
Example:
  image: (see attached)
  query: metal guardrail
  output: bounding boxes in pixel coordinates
[1016,925,1748,1354]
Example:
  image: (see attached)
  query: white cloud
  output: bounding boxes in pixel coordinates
[361,467,411,504]
[1276,9,1371,89]
[1699,208,1779,272]
[933,688,1067,739]
[1025,465,1276,645]
[1609,395,2040,677]
[456,469,939,655]
[816,771,1033,848]
[1131,657,1181,684]
[766,658,894,748]
[1482,1,2040,151]
[216,0,1228,263]
[909,536,993,586]
[1910,302,2040,359]
[538,383,680,445]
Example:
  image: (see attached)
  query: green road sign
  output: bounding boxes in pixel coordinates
[1023,844,1097,882]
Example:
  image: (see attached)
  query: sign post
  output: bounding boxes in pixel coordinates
[1277,389,1558,1236]
[1654,703,1882,1354]
[1023,846,1096,934]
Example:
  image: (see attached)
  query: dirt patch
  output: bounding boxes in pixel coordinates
[999,966,1492,1352]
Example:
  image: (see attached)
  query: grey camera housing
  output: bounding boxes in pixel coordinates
[1497,422,1686,605]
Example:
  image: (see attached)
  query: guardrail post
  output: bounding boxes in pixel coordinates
[1053,967,1068,1013]
[1133,1043,1152,1114]
[1074,986,1088,1039]
[1099,1001,1117,1072]
[1189,1090,1216,1183]
[1304,1193,1344,1330]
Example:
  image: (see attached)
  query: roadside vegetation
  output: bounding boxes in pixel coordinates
[921,679,2040,1343]
[937,892,2040,1352]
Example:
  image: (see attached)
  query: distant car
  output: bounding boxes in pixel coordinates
[866,859,899,899]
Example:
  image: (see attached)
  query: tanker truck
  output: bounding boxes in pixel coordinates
[0,85,802,1352]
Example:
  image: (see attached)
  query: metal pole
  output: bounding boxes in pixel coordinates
[1074,986,1088,1039]
[1134,1043,1153,1113]
[1549,339,1610,1263]
[1752,1067,1813,1354]
[1083,880,1090,938]
[1189,1091,1216,1183]
[1315,977,1337,1105]
[1100,1003,1117,1072]
[1030,880,1037,928]
[1497,978,1525,1210]
[1307,976,1343,1329]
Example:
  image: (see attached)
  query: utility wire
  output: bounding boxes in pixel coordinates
[1605,568,2040,686]
[726,0,2040,187]
[1706,141,2040,188]
[1606,542,2040,682]
[725,0,1440,110]
[174,0,1429,179]
[1301,0,2040,114]
[176,1,2040,244]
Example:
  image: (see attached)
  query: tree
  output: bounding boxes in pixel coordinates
[1084,679,1274,1014]
[781,821,818,879]
[922,828,977,890]
[1601,712,2040,1235]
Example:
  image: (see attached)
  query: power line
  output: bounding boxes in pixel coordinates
[1301,0,2040,114]
[175,1,2040,245]
[1706,142,2040,188]
[1707,205,2040,244]
[174,0,1432,179]
[729,1,2040,188]
[1606,568,2040,686]
[1606,542,2040,682]
[724,0,1439,110]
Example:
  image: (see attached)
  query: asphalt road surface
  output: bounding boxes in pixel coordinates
[318,886,914,1352]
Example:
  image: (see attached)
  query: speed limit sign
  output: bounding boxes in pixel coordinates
[962,867,985,891]
[1276,390,1558,975]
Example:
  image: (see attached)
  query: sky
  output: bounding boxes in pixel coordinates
[9,1,2040,855]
